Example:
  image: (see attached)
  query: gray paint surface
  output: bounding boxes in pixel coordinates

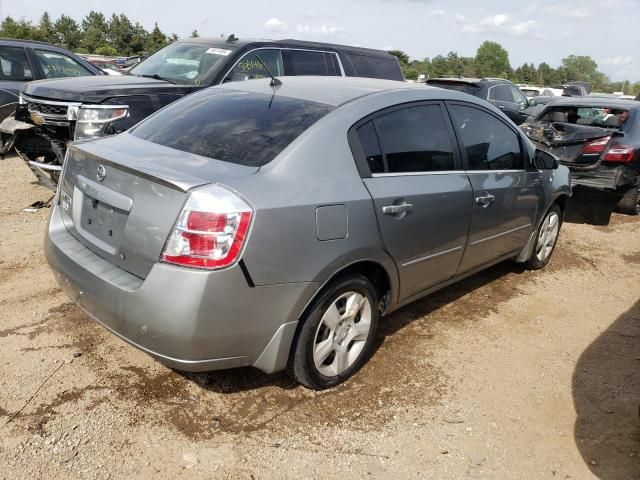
[45,77,571,374]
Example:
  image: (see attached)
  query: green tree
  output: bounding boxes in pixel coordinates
[475,40,510,78]
[108,13,134,56]
[54,15,82,50]
[36,12,56,43]
[81,11,108,53]
[129,22,148,55]
[145,22,168,52]
[95,45,117,56]
[190,30,199,38]
[0,17,38,40]
[388,50,410,66]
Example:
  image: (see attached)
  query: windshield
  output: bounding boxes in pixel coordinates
[131,89,334,166]
[129,42,235,85]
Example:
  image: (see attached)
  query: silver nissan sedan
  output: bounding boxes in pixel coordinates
[45,77,571,389]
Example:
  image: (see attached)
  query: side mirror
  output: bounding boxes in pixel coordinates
[528,98,537,107]
[533,149,559,169]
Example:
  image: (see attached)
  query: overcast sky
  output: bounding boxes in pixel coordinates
[5,0,640,81]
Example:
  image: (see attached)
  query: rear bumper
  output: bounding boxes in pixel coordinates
[44,206,317,373]
[568,165,637,191]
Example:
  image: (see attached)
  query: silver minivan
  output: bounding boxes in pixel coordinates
[45,77,571,389]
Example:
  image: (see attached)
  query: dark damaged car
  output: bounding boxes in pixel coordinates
[521,98,640,214]
[0,36,404,190]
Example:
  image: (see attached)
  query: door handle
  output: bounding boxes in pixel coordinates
[382,203,413,215]
[475,193,496,207]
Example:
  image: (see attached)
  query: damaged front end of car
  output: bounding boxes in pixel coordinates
[0,93,128,192]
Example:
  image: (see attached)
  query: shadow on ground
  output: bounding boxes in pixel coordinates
[573,299,640,479]
[565,186,621,226]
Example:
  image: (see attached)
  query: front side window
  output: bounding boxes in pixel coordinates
[224,49,283,82]
[34,50,92,79]
[510,86,529,108]
[130,42,235,85]
[449,104,523,170]
[488,85,513,103]
[131,89,334,167]
[0,46,32,80]
[282,50,339,76]
[358,105,455,173]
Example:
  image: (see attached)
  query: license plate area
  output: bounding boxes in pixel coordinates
[72,175,132,255]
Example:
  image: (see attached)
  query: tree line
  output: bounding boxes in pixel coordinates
[390,41,639,96]
[0,12,636,95]
[0,11,194,57]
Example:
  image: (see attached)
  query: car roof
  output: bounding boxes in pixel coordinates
[175,37,394,57]
[214,76,485,107]
[0,37,69,50]
[427,77,513,86]
[543,96,640,109]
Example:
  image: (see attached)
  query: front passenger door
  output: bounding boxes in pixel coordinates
[447,103,540,273]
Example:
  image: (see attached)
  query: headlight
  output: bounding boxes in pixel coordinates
[74,105,128,141]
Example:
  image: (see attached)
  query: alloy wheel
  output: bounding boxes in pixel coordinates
[312,291,372,377]
[535,211,560,262]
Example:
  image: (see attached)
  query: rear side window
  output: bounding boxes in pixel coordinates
[356,121,384,173]
[356,105,455,174]
[449,104,523,170]
[346,54,403,80]
[0,46,33,80]
[131,89,334,167]
[282,50,339,76]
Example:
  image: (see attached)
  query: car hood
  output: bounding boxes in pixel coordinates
[22,75,194,103]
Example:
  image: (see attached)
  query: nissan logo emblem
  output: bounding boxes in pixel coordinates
[96,165,106,182]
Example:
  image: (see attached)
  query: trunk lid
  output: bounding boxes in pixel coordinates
[521,121,614,166]
[59,133,258,279]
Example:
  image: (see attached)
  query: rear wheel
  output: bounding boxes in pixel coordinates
[616,181,640,216]
[526,204,562,270]
[290,274,378,390]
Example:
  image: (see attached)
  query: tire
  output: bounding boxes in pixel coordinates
[290,274,379,390]
[616,182,640,216]
[526,204,562,270]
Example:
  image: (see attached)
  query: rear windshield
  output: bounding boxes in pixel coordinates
[427,81,481,96]
[131,88,334,166]
[537,105,630,130]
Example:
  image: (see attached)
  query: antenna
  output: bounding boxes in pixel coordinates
[254,54,282,87]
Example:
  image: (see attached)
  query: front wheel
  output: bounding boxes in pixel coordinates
[526,204,562,270]
[290,274,379,390]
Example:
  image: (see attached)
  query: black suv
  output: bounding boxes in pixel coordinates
[426,77,532,125]
[0,38,101,124]
[3,36,404,190]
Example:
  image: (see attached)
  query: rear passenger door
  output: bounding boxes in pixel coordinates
[446,102,540,273]
[352,102,474,301]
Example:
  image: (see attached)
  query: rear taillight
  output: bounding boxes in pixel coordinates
[161,185,253,270]
[603,145,636,163]
[582,136,611,154]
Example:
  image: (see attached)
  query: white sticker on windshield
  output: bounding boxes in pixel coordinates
[206,48,232,56]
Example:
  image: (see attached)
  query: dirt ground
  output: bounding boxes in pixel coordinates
[0,154,638,480]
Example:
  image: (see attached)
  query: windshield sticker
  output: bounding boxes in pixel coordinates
[206,48,232,56]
